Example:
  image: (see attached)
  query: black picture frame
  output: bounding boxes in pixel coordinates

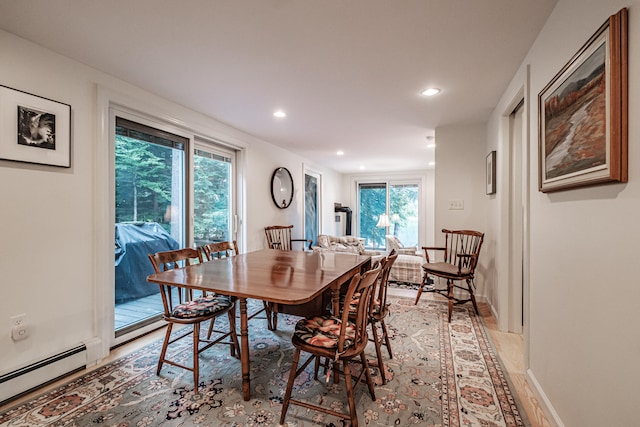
[0,85,71,168]
[486,151,496,195]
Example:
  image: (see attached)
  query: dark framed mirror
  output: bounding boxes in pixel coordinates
[271,167,294,209]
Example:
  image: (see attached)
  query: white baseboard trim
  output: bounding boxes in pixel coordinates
[0,338,102,405]
[526,368,564,427]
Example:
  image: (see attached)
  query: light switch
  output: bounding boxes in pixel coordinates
[448,199,464,210]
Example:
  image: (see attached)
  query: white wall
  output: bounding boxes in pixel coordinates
[488,1,639,425]
[0,29,342,396]
[433,124,490,297]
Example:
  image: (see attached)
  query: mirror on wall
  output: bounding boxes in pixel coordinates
[271,167,294,209]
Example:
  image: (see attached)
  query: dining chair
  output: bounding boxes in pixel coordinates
[200,240,242,338]
[340,250,397,385]
[148,247,240,394]
[415,229,484,322]
[200,240,275,331]
[368,249,398,384]
[279,263,382,427]
[201,240,239,260]
[263,225,312,329]
[264,225,312,251]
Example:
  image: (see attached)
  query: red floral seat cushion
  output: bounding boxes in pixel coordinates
[171,294,233,318]
[294,316,356,349]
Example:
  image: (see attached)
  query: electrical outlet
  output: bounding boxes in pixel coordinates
[448,199,464,210]
[11,324,29,341]
[10,314,29,341]
[10,313,27,327]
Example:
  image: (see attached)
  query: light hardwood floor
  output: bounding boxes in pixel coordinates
[3,291,552,427]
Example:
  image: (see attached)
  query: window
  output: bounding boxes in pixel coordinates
[357,181,420,250]
[193,139,235,246]
[358,183,387,249]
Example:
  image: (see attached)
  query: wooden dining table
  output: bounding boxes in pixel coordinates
[146,248,371,401]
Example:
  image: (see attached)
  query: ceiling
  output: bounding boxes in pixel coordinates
[0,0,557,174]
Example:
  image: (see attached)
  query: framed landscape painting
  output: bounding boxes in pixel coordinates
[0,85,71,168]
[538,8,627,192]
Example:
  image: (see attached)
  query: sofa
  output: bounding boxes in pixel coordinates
[385,235,426,285]
[313,235,383,259]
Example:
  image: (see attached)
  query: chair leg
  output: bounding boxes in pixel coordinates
[157,323,173,375]
[192,323,200,395]
[227,309,240,359]
[342,361,359,427]
[447,279,454,322]
[370,320,386,384]
[360,353,377,401]
[279,348,302,426]
[380,320,393,359]
[467,279,480,315]
[263,301,274,330]
[206,317,216,339]
[414,270,429,305]
[313,356,321,380]
[272,306,279,331]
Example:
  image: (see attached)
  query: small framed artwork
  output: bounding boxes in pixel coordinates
[538,8,627,192]
[486,151,496,195]
[0,85,71,168]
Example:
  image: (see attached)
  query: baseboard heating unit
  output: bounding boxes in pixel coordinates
[0,344,88,405]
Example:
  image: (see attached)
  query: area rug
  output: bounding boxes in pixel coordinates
[388,281,421,291]
[0,297,528,427]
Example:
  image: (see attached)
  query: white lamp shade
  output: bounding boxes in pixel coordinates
[376,213,391,228]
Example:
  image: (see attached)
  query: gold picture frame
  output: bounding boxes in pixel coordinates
[538,8,627,192]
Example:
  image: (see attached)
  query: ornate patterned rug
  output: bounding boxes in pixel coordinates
[0,297,528,426]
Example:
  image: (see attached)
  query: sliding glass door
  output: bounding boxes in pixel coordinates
[358,181,420,250]
[114,117,187,335]
[114,116,236,337]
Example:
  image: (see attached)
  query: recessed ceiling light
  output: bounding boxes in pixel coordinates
[273,110,286,118]
[337,150,344,156]
[426,136,436,148]
[428,161,436,166]
[420,88,441,97]
[359,165,366,170]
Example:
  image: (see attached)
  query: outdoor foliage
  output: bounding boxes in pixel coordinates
[115,135,174,227]
[193,154,230,244]
[359,183,419,249]
[115,132,230,243]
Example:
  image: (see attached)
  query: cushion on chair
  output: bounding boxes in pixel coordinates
[294,316,355,349]
[171,294,233,318]
[423,261,472,277]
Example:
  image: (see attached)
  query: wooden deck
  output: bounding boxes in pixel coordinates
[115,292,165,331]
